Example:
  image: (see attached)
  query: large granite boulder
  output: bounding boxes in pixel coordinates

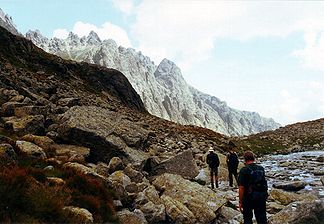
[57,106,150,163]
[270,188,318,206]
[269,199,324,224]
[148,150,199,179]
[153,173,227,223]
[273,181,307,191]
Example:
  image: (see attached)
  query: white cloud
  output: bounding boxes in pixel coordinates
[53,21,132,47]
[111,0,135,15]
[273,82,324,124]
[129,1,324,70]
[53,28,69,39]
[293,31,324,71]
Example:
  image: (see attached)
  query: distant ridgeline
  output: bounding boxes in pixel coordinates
[24,29,280,136]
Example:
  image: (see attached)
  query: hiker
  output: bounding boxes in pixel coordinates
[226,142,239,187]
[206,147,219,189]
[238,151,268,224]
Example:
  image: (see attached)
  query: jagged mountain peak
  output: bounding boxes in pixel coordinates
[86,30,101,44]
[14,15,281,136]
[0,8,19,35]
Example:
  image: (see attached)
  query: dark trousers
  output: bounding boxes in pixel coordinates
[228,168,238,187]
[210,167,218,189]
[243,198,267,224]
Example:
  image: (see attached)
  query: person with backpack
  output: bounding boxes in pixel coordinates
[226,142,239,187]
[206,147,219,189]
[238,151,268,224]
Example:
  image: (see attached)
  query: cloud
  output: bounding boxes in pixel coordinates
[53,21,132,47]
[293,31,324,71]
[53,28,69,39]
[274,82,324,124]
[111,0,135,15]
[129,1,324,70]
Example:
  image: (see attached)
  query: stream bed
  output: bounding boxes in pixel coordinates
[260,150,324,198]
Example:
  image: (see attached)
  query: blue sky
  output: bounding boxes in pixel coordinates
[2,0,324,125]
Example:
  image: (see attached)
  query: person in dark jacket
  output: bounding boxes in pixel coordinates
[206,147,219,189]
[238,151,268,224]
[226,142,239,187]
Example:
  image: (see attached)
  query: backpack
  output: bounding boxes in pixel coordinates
[247,166,268,201]
[228,152,239,168]
[207,153,219,168]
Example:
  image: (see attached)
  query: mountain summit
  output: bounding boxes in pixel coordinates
[25,29,280,136]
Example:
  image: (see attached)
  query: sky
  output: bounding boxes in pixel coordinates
[1,0,324,125]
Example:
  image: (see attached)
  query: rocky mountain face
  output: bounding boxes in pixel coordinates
[25,29,280,136]
[235,118,324,155]
[0,19,323,224]
[0,8,19,36]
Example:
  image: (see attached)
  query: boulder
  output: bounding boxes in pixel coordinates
[149,150,199,179]
[153,173,227,224]
[62,206,94,224]
[57,106,151,163]
[53,144,90,163]
[267,201,285,214]
[15,140,46,160]
[269,199,324,224]
[9,95,25,102]
[124,164,144,183]
[0,143,17,166]
[161,195,196,224]
[4,115,44,135]
[108,171,131,188]
[14,105,49,117]
[21,134,55,155]
[217,206,242,224]
[273,181,307,191]
[270,188,318,205]
[140,201,166,223]
[108,157,124,174]
[117,209,148,224]
[63,162,95,176]
[95,162,110,177]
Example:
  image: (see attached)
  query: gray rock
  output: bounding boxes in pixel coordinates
[124,164,144,183]
[153,173,227,224]
[273,181,307,191]
[149,150,199,179]
[269,199,324,224]
[57,106,150,163]
[269,188,318,206]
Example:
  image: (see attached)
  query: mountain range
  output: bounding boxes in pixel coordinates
[0,8,280,136]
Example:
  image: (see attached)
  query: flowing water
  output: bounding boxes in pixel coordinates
[259,150,324,197]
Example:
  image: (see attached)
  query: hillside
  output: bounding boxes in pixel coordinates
[233,118,324,155]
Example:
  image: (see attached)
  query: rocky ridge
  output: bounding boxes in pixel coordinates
[0,25,323,224]
[0,9,19,36]
[235,118,324,154]
[25,29,280,136]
